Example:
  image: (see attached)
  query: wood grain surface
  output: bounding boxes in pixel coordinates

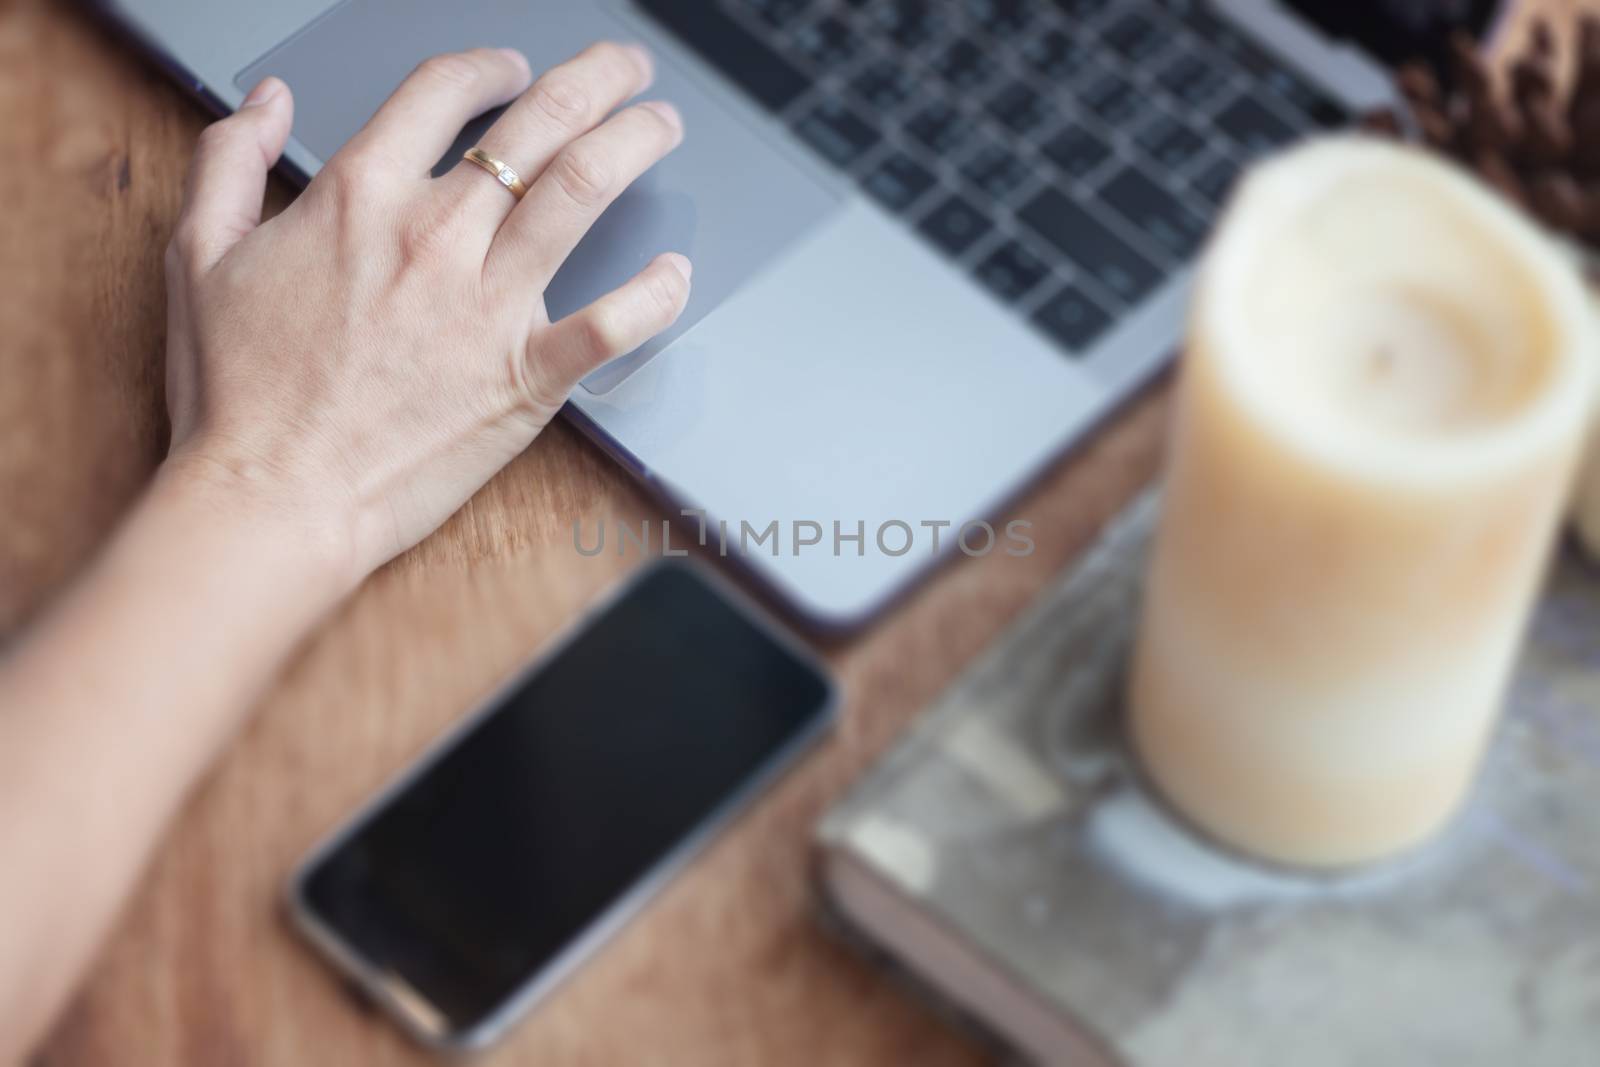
[0,0,1573,1063]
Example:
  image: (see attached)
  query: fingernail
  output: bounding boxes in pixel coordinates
[664,252,693,281]
[640,99,682,132]
[241,77,282,108]
[497,48,531,77]
[624,43,655,84]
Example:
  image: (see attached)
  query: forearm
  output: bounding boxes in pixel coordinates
[0,460,353,1061]
[0,36,687,1061]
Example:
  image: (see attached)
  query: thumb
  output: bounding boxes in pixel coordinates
[170,77,294,274]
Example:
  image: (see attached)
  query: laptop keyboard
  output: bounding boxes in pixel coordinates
[636,0,1344,356]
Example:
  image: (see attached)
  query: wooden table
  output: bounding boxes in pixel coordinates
[0,1,1569,1063]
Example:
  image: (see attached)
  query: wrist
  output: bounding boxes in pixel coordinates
[153,443,366,605]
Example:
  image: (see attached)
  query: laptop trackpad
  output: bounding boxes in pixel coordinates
[237,0,837,394]
[546,172,701,394]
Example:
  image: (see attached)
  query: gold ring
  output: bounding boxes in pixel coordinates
[463,147,527,200]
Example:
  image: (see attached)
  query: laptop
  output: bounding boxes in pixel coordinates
[100,0,1402,627]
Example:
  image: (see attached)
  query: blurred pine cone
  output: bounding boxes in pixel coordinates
[1364,17,1600,248]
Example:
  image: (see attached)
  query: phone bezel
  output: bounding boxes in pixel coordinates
[284,558,838,1052]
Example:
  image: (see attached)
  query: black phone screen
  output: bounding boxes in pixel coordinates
[296,563,832,1037]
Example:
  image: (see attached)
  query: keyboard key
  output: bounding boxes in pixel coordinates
[905,101,969,154]
[1041,124,1111,179]
[1190,153,1241,207]
[1100,167,1207,258]
[1213,31,1280,80]
[1032,283,1113,352]
[933,40,998,91]
[863,152,938,212]
[1051,0,1114,17]
[1135,113,1206,170]
[1079,70,1141,125]
[1019,28,1086,80]
[965,0,1034,35]
[792,99,880,166]
[1215,95,1297,155]
[1019,188,1161,304]
[918,194,994,256]
[961,140,1031,199]
[851,58,918,111]
[1102,11,1164,63]
[985,80,1053,135]
[733,0,814,27]
[870,0,947,48]
[1156,50,1230,108]
[1259,66,1345,128]
[975,241,1050,303]
[1179,4,1274,75]
[790,15,862,69]
[637,0,809,111]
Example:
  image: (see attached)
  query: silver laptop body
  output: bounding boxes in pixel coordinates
[101,0,1392,627]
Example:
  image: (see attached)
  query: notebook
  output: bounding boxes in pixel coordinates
[815,491,1600,1067]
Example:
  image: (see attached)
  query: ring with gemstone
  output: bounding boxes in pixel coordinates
[462,147,528,200]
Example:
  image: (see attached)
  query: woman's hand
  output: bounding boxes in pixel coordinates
[1,45,696,1059]
[163,43,690,587]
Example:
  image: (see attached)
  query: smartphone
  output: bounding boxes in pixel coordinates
[287,561,836,1052]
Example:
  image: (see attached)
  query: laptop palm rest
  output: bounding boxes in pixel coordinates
[237,0,837,394]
